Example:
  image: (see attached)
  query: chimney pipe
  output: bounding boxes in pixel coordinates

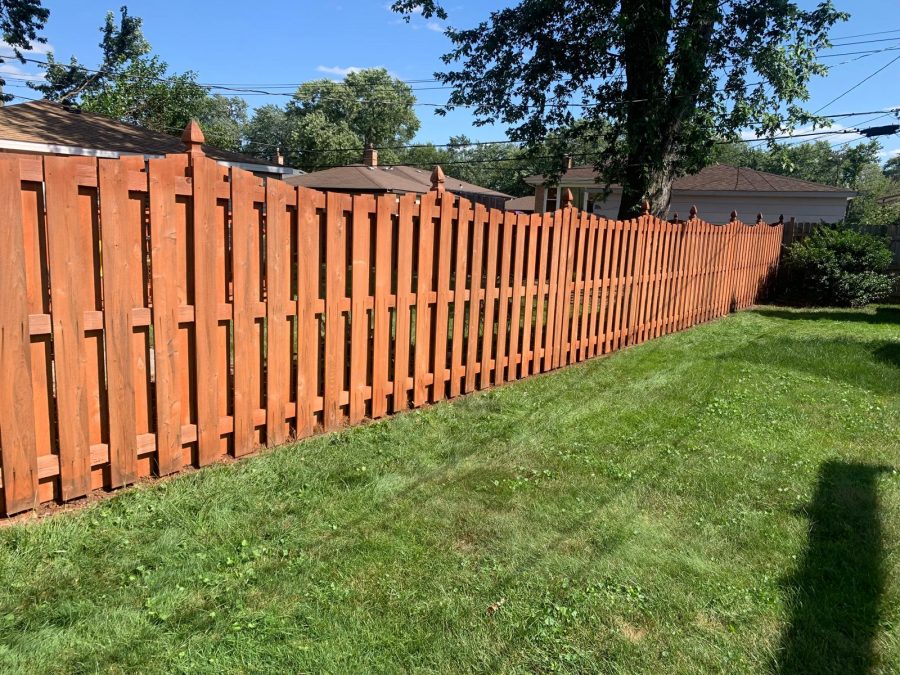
[562,154,573,171]
[275,148,284,166]
[363,142,378,167]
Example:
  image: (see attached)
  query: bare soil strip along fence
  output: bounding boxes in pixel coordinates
[0,148,782,516]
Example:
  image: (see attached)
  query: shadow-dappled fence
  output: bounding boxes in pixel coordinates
[0,149,782,516]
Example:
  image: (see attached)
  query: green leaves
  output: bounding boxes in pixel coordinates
[390,0,848,218]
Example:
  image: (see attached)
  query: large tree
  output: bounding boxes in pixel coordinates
[393,0,847,218]
[31,7,246,151]
[0,0,49,103]
[267,68,420,171]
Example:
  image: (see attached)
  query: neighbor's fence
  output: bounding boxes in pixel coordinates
[782,220,900,271]
[0,149,782,516]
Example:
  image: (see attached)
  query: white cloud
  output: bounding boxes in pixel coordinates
[0,39,54,57]
[0,62,45,82]
[316,65,365,77]
[425,21,444,32]
[315,65,401,80]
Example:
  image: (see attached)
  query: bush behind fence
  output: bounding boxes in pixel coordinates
[0,152,782,516]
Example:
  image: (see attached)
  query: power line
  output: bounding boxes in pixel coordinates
[829,27,900,40]
[813,53,900,114]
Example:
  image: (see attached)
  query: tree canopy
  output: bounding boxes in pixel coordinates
[392,0,848,218]
[30,7,247,151]
[0,0,49,102]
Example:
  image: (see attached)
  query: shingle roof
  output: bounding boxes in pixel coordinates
[526,163,852,193]
[505,195,536,211]
[286,163,511,198]
[0,100,283,169]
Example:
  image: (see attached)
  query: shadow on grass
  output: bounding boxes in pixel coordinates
[752,306,900,325]
[776,461,891,674]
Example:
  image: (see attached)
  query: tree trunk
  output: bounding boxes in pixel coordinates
[618,157,675,220]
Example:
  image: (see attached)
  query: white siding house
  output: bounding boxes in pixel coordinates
[526,164,855,223]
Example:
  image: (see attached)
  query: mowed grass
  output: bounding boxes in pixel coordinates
[1,306,899,674]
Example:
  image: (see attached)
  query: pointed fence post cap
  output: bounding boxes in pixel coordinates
[641,199,651,215]
[671,212,679,223]
[182,119,205,156]
[730,209,738,222]
[756,212,763,224]
[430,164,446,192]
[689,204,698,219]
[778,214,785,224]
[561,188,573,208]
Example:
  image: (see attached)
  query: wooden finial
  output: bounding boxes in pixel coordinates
[778,214,784,225]
[430,165,445,192]
[181,119,205,156]
[641,199,650,215]
[756,212,763,225]
[689,204,698,219]
[671,211,679,223]
[730,209,738,223]
[561,188,573,208]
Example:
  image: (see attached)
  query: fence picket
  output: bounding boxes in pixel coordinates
[0,157,38,514]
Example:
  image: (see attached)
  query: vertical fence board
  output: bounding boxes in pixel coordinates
[349,194,374,423]
[431,192,454,401]
[507,212,527,381]
[494,212,515,385]
[520,214,539,377]
[371,194,394,419]
[393,193,416,411]
[295,187,322,437]
[414,192,436,406]
[44,156,92,499]
[99,157,140,487]
[324,192,349,429]
[0,157,38,514]
[465,204,486,393]
[148,155,186,475]
[536,211,554,372]
[231,169,263,456]
[480,209,501,388]
[449,197,471,398]
[191,156,221,466]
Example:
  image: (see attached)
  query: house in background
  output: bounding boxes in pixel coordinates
[525,163,856,223]
[505,195,536,213]
[0,100,299,178]
[286,145,510,210]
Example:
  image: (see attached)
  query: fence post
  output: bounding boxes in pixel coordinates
[561,188,573,209]
[430,165,445,192]
[182,119,206,159]
[689,204,698,220]
[730,210,738,223]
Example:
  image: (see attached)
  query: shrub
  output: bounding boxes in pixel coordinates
[784,226,894,307]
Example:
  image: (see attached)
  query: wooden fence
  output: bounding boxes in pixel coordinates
[0,148,783,516]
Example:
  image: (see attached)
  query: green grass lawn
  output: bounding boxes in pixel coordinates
[1,306,898,674]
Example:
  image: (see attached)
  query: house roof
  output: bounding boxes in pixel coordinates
[286,163,511,198]
[525,163,854,195]
[505,195,536,211]
[0,100,289,171]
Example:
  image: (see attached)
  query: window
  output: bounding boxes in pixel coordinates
[544,186,559,212]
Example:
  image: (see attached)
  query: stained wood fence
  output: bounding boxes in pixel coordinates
[0,150,782,516]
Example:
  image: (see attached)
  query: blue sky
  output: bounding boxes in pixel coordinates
[3,0,899,159]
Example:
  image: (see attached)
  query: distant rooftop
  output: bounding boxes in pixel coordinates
[0,100,295,173]
[287,162,511,198]
[525,163,854,194]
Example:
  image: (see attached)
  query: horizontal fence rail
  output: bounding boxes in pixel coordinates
[0,152,783,515]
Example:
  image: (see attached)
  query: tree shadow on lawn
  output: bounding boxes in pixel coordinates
[775,460,891,674]
[752,306,900,326]
[731,335,899,396]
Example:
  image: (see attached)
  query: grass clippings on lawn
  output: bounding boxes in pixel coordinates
[1,305,898,674]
